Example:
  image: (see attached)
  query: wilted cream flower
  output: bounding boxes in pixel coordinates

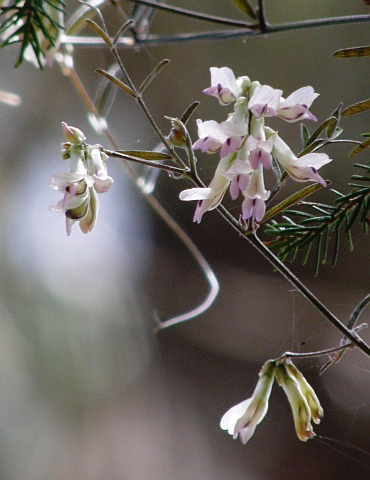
[274,361,323,441]
[220,360,276,444]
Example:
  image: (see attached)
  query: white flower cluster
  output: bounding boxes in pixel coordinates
[180,67,332,223]
[49,122,113,235]
[220,359,323,444]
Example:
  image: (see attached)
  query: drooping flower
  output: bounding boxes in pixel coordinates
[49,173,98,236]
[274,362,320,441]
[265,127,332,186]
[248,84,283,119]
[87,145,113,193]
[242,164,270,222]
[179,154,235,223]
[192,119,229,155]
[285,361,324,425]
[193,97,248,158]
[277,86,319,123]
[49,123,113,235]
[203,67,240,105]
[245,134,274,170]
[223,145,253,200]
[203,67,250,105]
[220,360,276,444]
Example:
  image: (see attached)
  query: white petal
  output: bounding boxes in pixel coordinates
[296,153,331,169]
[49,172,85,190]
[281,87,319,108]
[220,398,252,434]
[179,188,212,201]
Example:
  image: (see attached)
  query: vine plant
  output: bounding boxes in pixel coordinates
[1,0,370,446]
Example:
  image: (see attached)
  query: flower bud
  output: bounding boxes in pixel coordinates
[62,122,86,145]
[275,362,317,441]
[166,117,188,148]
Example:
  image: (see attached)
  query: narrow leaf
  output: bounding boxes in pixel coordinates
[139,59,170,93]
[300,123,310,148]
[333,46,370,58]
[342,99,370,116]
[96,69,136,98]
[86,19,113,48]
[321,227,329,265]
[302,242,313,265]
[325,103,341,138]
[262,183,325,223]
[349,137,370,158]
[94,63,122,118]
[228,0,256,19]
[299,138,325,156]
[345,196,364,232]
[325,116,338,139]
[332,228,340,267]
[116,150,173,160]
[180,101,200,125]
[314,234,322,276]
[346,229,354,251]
[329,126,343,141]
[302,116,335,148]
[113,20,135,46]
[66,0,105,36]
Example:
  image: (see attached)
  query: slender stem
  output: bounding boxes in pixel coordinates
[125,0,370,34]
[62,3,370,48]
[57,56,119,149]
[348,293,370,331]
[257,0,267,31]
[125,0,256,28]
[105,149,187,175]
[311,138,362,153]
[278,342,353,361]
[108,45,189,171]
[248,233,370,357]
[153,211,220,330]
[190,198,370,357]
[262,15,370,34]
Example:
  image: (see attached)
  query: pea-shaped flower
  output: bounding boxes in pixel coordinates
[274,361,323,441]
[220,360,276,444]
[49,123,113,235]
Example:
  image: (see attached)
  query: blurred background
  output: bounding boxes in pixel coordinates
[0,0,369,478]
